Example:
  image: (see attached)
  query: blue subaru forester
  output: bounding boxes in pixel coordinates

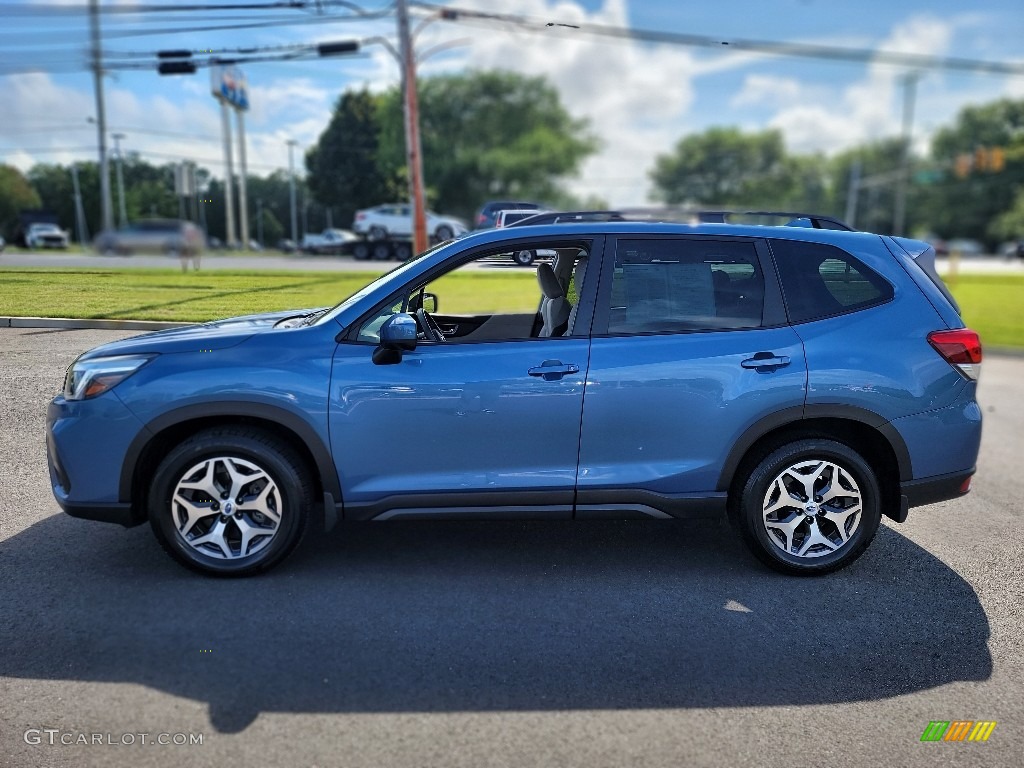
[47,216,982,576]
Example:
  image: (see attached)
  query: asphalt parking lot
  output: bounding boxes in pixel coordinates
[1,327,1021,768]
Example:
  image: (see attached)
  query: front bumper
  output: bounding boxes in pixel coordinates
[46,394,148,527]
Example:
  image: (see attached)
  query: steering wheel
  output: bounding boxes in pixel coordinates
[416,308,446,342]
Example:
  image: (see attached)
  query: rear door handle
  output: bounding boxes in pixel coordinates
[528,359,580,381]
[741,352,791,371]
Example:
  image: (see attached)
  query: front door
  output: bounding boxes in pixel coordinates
[328,239,599,521]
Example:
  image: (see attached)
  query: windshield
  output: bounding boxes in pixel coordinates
[310,240,450,328]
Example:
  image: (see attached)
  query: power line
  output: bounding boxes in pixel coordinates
[417,2,1024,76]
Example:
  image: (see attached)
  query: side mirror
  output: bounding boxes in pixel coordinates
[373,313,417,365]
[408,292,439,313]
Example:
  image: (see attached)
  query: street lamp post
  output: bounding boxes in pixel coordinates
[287,139,298,247]
[256,197,264,247]
[112,133,128,228]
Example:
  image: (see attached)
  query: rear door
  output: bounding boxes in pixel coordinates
[576,235,807,517]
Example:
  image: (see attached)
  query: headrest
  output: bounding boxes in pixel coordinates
[537,262,563,300]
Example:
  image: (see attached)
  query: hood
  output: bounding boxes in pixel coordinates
[80,307,326,359]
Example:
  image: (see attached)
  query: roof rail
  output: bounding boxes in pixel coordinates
[506,208,854,231]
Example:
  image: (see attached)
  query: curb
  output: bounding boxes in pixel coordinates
[0,316,191,331]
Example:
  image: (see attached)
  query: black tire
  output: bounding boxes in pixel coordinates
[368,225,387,241]
[512,250,535,266]
[147,427,313,577]
[435,225,454,241]
[393,243,412,261]
[351,242,371,260]
[372,242,392,261]
[731,439,881,576]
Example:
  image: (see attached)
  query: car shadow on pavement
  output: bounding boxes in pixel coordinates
[0,515,991,733]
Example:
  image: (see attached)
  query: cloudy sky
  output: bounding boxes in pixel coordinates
[1,0,1022,208]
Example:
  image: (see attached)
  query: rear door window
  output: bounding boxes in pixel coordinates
[770,239,893,323]
[607,238,765,334]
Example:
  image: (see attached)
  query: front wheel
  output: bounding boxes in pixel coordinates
[435,225,454,241]
[732,439,881,575]
[147,427,312,576]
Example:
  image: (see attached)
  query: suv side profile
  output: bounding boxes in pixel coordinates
[47,218,982,577]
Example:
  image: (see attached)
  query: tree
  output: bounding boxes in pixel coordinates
[377,70,598,221]
[306,71,598,225]
[923,98,1024,247]
[305,88,397,229]
[829,139,931,235]
[0,164,41,239]
[650,127,820,208]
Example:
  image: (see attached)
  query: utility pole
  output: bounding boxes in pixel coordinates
[893,72,919,236]
[236,109,250,250]
[70,164,89,251]
[287,139,298,246]
[844,160,861,228]
[256,198,264,247]
[88,0,113,233]
[397,0,428,253]
[219,99,237,248]
[111,133,128,228]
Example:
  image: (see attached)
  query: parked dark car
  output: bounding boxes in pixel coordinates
[474,200,544,230]
[47,215,981,577]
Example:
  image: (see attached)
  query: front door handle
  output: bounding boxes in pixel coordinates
[528,359,580,381]
[741,352,791,371]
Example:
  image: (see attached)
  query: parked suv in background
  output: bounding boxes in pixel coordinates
[474,200,544,230]
[495,208,552,265]
[47,215,981,577]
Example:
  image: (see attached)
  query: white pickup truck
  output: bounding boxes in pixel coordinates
[299,228,355,255]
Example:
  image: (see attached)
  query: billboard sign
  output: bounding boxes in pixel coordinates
[210,63,249,111]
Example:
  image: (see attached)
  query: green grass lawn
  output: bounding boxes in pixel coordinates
[0,267,538,322]
[1,267,1020,349]
[946,274,1024,349]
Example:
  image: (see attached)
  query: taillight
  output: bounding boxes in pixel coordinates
[355,212,365,220]
[477,213,487,225]
[928,329,982,380]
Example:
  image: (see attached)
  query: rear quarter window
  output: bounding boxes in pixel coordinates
[770,239,893,324]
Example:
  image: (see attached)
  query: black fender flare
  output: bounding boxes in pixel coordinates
[716,404,913,492]
[118,400,342,505]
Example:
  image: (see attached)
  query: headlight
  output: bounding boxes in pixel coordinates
[63,354,154,401]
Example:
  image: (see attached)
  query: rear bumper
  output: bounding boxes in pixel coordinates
[893,468,975,522]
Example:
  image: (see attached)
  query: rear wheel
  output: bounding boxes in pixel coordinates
[372,242,392,260]
[368,225,387,241]
[512,249,535,266]
[435,225,454,241]
[351,242,370,260]
[147,428,312,577]
[732,439,881,575]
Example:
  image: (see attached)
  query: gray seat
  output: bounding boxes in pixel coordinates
[537,262,570,337]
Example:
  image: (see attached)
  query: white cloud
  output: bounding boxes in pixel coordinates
[732,75,804,109]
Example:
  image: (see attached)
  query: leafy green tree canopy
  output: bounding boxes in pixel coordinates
[651,127,801,207]
[307,70,598,224]
[305,88,397,230]
[0,164,42,239]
